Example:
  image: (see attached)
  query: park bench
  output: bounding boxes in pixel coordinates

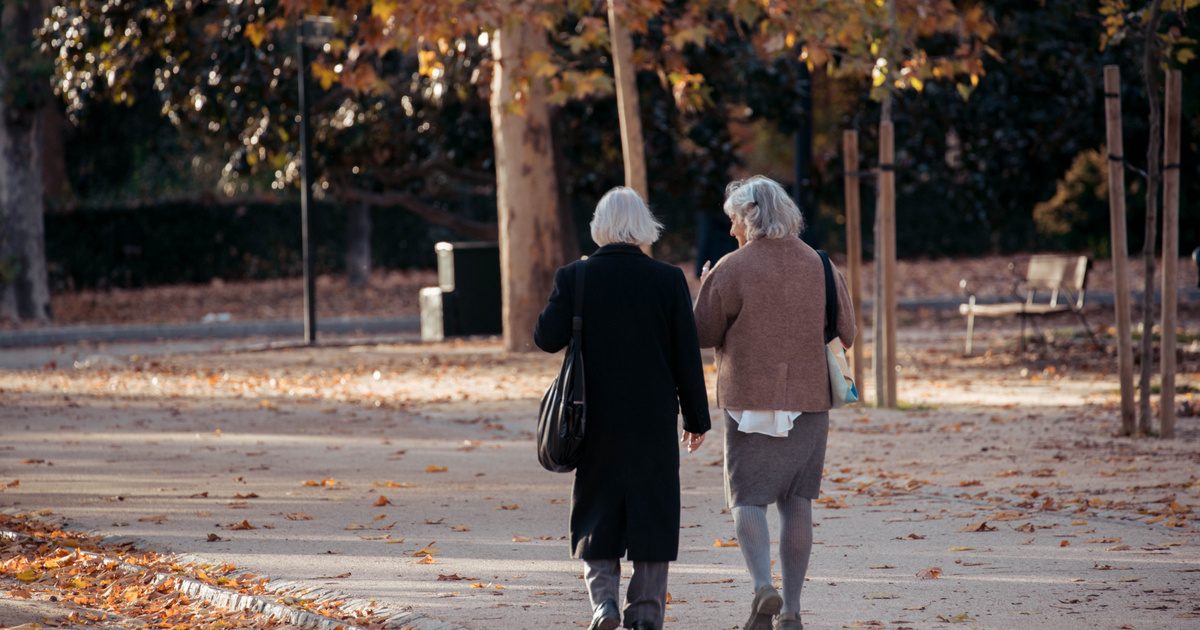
[958,254,1097,354]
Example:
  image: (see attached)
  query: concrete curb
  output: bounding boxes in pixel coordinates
[0,316,420,349]
[0,522,461,630]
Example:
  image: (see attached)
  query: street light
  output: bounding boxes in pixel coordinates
[296,15,335,345]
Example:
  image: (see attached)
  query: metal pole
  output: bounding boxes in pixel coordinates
[297,25,317,345]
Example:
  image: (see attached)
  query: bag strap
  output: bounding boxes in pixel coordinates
[817,250,838,344]
[572,261,585,335]
[570,261,585,403]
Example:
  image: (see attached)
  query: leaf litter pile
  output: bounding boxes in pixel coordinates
[0,513,387,629]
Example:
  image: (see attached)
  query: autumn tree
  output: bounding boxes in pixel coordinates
[43,0,992,348]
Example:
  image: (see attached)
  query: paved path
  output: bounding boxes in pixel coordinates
[0,339,1197,629]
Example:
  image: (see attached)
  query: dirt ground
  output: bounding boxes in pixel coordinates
[1,323,1198,629]
[15,253,1198,329]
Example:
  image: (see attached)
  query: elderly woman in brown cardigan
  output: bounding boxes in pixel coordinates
[693,175,855,630]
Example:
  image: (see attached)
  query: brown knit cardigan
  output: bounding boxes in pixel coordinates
[694,235,856,412]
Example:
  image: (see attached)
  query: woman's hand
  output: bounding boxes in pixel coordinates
[699,260,712,282]
[681,431,706,453]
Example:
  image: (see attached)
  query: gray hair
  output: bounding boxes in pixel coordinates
[590,186,663,247]
[723,175,804,241]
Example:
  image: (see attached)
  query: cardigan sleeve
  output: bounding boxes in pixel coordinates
[533,265,573,353]
[693,265,731,349]
[669,268,711,434]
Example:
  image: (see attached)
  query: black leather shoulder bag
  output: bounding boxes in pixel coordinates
[536,262,586,472]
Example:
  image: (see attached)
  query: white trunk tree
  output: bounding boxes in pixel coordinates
[489,11,566,352]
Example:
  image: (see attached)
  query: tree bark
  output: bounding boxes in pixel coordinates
[345,201,371,288]
[1137,1,1164,434]
[490,10,566,352]
[0,1,52,323]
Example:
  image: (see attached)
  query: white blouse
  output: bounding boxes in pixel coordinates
[727,409,802,437]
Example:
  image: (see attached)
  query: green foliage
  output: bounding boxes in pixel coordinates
[1032,150,1112,254]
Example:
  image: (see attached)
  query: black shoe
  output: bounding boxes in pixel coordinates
[625,622,657,630]
[589,599,620,630]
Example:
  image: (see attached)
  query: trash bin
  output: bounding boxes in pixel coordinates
[420,242,502,341]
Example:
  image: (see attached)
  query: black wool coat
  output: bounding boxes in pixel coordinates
[534,243,711,562]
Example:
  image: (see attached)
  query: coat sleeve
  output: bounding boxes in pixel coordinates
[833,264,857,348]
[670,268,711,434]
[533,265,573,353]
[692,266,730,349]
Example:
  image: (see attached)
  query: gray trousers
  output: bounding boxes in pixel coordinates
[584,559,669,629]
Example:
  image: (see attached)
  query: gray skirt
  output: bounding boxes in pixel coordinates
[723,410,829,508]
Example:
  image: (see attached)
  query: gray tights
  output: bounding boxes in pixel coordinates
[732,496,813,614]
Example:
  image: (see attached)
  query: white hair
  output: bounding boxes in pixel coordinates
[589,186,663,247]
[723,175,804,241]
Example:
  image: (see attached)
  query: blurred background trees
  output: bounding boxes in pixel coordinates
[0,0,1192,314]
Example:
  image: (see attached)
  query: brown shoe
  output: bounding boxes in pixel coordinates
[743,585,782,630]
[775,612,802,630]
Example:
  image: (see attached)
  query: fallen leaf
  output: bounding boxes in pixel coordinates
[960,521,996,533]
[949,546,976,552]
[316,572,351,579]
[413,543,440,556]
[1087,537,1121,544]
[137,514,169,524]
[233,492,259,499]
[916,566,942,579]
[864,592,900,599]
[498,504,520,510]
[512,536,531,542]
[936,613,974,623]
[230,519,256,530]
[7,588,32,599]
[15,569,38,583]
[417,554,437,565]
[1060,540,1071,547]
[285,512,313,521]
[451,524,471,532]
[712,538,739,548]
[425,465,449,473]
[206,533,224,542]
[374,495,392,507]
[437,573,479,581]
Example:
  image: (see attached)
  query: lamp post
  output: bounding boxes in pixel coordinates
[296,16,334,345]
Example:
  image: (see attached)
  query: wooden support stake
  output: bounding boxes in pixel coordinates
[606,0,650,254]
[879,121,898,407]
[1103,65,1136,436]
[1160,69,1181,439]
[842,130,865,393]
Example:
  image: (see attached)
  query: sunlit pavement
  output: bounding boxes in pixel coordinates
[1,333,1197,629]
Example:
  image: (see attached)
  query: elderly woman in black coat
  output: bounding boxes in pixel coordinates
[534,186,711,630]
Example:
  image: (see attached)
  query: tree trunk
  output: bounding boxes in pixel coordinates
[489,11,566,352]
[1137,2,1164,435]
[0,2,52,323]
[345,201,371,288]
